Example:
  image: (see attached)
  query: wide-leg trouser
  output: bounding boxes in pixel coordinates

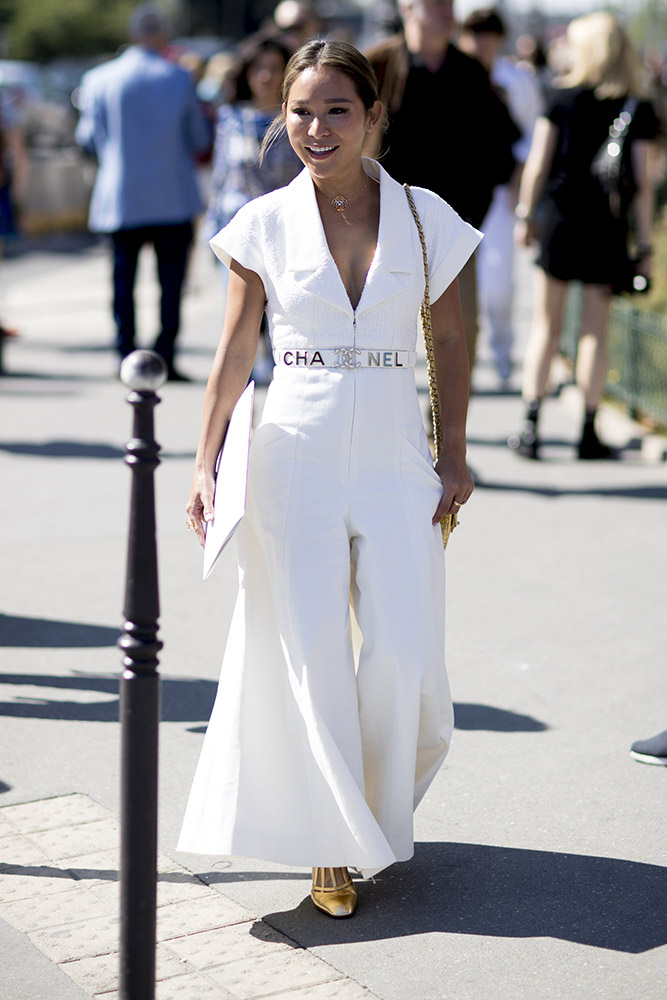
[478,185,515,378]
[178,367,453,875]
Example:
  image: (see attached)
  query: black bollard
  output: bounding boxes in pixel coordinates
[118,350,167,1000]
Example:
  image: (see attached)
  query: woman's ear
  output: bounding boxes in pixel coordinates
[367,101,383,132]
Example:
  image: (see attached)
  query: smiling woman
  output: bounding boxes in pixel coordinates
[179,40,482,920]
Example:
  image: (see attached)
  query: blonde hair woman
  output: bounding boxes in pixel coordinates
[511,12,660,460]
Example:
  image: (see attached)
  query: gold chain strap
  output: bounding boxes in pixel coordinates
[403,183,457,548]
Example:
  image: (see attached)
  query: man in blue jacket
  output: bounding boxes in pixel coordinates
[76,4,210,379]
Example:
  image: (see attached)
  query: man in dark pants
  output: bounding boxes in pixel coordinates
[366,0,519,375]
[75,4,209,379]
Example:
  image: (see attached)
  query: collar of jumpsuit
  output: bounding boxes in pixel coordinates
[282,157,419,317]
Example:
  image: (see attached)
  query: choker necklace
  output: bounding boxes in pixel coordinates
[328,177,368,213]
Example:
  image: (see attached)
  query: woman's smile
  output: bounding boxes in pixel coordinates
[305,144,338,157]
[284,66,379,189]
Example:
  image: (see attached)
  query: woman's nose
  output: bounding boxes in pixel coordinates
[308,116,329,137]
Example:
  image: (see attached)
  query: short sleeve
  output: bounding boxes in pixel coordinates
[209,200,268,290]
[545,88,566,129]
[411,187,483,302]
[633,100,661,142]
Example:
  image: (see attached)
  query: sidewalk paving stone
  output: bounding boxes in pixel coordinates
[31,816,121,861]
[0,793,380,1000]
[1,793,111,833]
[1,884,112,932]
[64,944,190,995]
[0,832,51,866]
[204,949,343,998]
[157,893,251,941]
[162,919,292,970]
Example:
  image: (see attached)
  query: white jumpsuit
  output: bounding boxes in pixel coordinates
[178,159,481,876]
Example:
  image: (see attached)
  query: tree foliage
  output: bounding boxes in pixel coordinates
[6,0,135,62]
[628,0,667,50]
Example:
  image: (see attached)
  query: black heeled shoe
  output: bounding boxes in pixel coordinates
[507,425,540,460]
[577,427,616,460]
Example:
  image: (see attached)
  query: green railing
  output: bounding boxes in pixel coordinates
[562,285,667,428]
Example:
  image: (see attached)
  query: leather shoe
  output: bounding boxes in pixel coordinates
[165,365,192,383]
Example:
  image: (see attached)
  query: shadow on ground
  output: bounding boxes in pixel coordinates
[475,478,667,501]
[250,841,667,954]
[0,441,194,460]
[0,614,119,648]
[0,666,545,735]
[0,670,217,723]
[453,703,547,731]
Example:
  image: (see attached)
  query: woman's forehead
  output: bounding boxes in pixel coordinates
[286,66,359,101]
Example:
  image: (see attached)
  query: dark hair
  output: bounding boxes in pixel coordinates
[461,8,506,36]
[229,33,292,104]
[260,40,383,159]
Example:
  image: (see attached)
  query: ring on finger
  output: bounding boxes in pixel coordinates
[453,499,465,507]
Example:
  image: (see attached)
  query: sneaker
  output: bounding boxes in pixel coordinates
[630,729,667,766]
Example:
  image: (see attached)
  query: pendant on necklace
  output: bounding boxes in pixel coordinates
[330,195,348,212]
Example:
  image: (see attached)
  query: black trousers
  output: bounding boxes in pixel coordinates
[111,221,193,366]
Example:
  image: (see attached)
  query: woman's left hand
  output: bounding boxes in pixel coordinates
[432,449,474,525]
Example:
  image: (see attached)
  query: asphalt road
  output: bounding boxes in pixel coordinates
[1,235,666,999]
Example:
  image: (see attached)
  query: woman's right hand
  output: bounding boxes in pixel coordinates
[186,470,216,548]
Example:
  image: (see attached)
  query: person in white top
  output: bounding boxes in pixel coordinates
[180,40,481,918]
[459,8,543,381]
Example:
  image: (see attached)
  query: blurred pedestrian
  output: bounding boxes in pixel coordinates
[271,0,321,52]
[514,33,552,99]
[197,51,237,110]
[0,85,28,351]
[510,12,661,460]
[204,34,300,240]
[204,32,301,383]
[365,0,519,375]
[75,3,210,380]
[459,8,543,382]
[179,40,480,917]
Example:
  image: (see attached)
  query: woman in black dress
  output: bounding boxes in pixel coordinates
[510,12,660,459]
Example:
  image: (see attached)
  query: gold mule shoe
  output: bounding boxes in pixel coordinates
[311,867,358,918]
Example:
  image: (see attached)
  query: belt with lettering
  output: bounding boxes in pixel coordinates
[274,348,417,369]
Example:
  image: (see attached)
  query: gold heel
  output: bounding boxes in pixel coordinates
[311,867,358,918]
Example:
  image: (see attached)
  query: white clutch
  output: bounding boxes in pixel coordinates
[202,381,255,580]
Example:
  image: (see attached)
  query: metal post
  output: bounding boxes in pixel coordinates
[118,350,167,1000]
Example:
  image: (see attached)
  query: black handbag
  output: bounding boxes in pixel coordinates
[590,96,639,219]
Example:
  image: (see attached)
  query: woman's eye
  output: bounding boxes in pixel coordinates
[291,108,310,117]
[329,107,348,115]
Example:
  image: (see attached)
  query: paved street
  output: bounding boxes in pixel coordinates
[1,234,666,1000]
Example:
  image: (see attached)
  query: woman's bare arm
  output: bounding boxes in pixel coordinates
[186,259,266,545]
[429,277,474,523]
[515,116,558,246]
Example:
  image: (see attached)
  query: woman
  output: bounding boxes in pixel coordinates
[204,32,302,382]
[203,32,301,241]
[179,41,480,918]
[510,12,660,460]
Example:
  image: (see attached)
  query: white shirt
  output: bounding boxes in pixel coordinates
[492,58,543,164]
